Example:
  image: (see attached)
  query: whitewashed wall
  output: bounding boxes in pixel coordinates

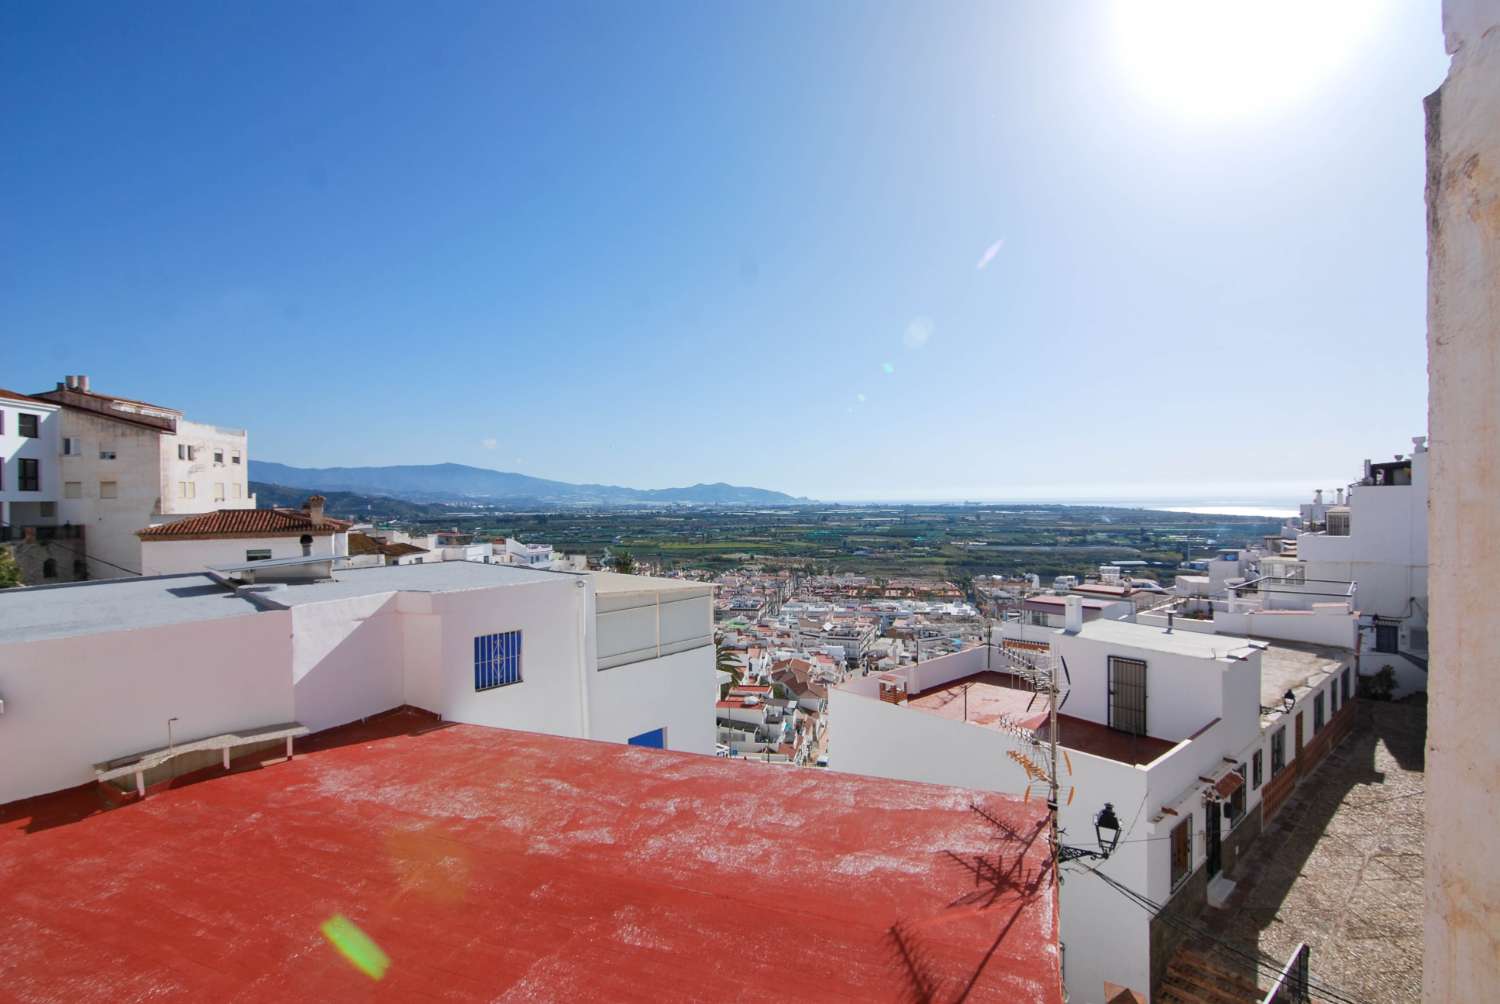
[289,592,406,732]
[829,676,1153,1001]
[141,532,341,576]
[0,612,294,804]
[589,646,716,753]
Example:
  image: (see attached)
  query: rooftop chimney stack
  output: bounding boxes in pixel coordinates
[305,495,326,525]
[1063,595,1083,634]
[77,375,90,393]
[64,375,78,390]
[1413,435,1428,454]
[1314,489,1324,505]
[1337,488,1345,505]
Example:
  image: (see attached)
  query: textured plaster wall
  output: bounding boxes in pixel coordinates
[1424,2,1500,999]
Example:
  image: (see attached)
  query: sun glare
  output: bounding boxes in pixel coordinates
[1111,0,1384,121]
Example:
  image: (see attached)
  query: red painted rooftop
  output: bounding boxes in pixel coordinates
[0,709,1061,1002]
[907,671,1178,766]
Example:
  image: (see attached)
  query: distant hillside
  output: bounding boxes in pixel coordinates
[249,461,806,506]
[250,482,459,521]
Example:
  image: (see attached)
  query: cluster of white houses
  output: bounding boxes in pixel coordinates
[827,438,1429,1001]
[1,379,1430,1002]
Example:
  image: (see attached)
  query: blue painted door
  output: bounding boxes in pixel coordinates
[628,728,666,749]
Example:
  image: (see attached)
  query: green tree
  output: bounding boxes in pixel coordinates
[612,550,636,574]
[716,642,743,699]
[0,546,21,589]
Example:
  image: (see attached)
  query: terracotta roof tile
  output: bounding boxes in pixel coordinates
[137,508,352,541]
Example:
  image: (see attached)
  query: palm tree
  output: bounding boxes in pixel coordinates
[716,642,743,699]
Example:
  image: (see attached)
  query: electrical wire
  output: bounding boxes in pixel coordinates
[1071,861,1368,1004]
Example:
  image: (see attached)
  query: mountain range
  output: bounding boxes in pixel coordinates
[249,461,807,506]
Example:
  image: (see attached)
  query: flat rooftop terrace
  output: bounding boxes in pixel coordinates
[1258,640,1348,710]
[907,671,1178,766]
[0,710,1061,1002]
[264,560,563,604]
[0,573,261,643]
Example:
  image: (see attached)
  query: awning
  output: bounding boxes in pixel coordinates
[1213,771,1245,800]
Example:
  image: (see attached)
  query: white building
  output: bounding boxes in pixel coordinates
[1290,438,1429,693]
[502,536,556,568]
[137,496,352,575]
[1,389,62,532]
[0,562,716,806]
[829,597,1352,1002]
[32,375,254,580]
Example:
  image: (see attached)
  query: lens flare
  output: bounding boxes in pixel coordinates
[881,362,895,374]
[321,914,390,981]
[975,239,1004,270]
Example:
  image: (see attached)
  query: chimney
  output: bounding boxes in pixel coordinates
[1166,610,1174,634]
[1314,489,1323,505]
[1336,487,1345,505]
[304,495,326,525]
[1413,435,1428,454]
[77,375,90,393]
[64,375,78,390]
[1064,595,1083,634]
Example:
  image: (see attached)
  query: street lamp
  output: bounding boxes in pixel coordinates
[1057,802,1123,863]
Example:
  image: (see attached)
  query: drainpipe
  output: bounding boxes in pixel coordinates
[574,576,593,740]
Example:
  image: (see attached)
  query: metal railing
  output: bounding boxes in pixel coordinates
[1260,942,1309,1004]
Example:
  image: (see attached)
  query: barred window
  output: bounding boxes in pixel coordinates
[475,630,523,691]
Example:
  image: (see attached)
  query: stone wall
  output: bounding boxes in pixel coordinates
[1425,2,1500,999]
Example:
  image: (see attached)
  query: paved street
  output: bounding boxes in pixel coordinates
[1189,697,1426,1004]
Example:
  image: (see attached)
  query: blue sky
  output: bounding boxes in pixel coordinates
[2,2,1448,501]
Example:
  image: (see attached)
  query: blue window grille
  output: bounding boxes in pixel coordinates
[474,630,522,691]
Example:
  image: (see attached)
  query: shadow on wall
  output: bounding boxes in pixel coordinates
[1171,697,1426,996]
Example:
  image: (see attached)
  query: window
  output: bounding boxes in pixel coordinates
[100,481,118,499]
[177,444,196,462]
[231,451,241,465]
[42,558,57,578]
[214,449,224,464]
[628,728,667,749]
[1326,510,1350,536]
[1271,727,1286,776]
[1170,817,1192,890]
[19,458,39,491]
[214,482,226,501]
[1025,609,1050,627]
[246,549,272,562]
[474,630,522,690]
[177,481,195,499]
[1252,749,1263,789]
[1228,765,1247,827]
[1343,667,1352,702]
[1107,655,1148,736]
[1314,692,1325,732]
[62,437,81,456]
[99,449,116,460]
[19,413,38,438]
[64,481,82,499]
[1374,623,1399,654]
